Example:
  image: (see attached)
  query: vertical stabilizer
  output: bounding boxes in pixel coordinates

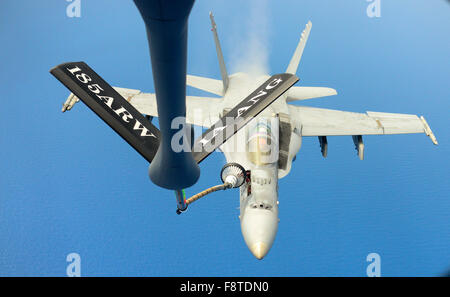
[286,21,312,75]
[210,12,229,94]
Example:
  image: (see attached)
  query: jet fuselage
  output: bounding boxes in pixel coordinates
[217,72,302,259]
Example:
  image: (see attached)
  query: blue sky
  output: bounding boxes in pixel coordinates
[0,0,449,276]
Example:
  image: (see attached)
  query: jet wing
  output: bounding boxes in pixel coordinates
[123,90,220,128]
[288,105,438,144]
[67,87,221,128]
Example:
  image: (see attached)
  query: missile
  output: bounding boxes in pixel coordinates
[61,93,79,112]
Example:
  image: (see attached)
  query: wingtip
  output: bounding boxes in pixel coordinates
[420,116,438,145]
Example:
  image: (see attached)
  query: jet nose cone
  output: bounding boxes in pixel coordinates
[250,242,269,260]
[241,208,278,260]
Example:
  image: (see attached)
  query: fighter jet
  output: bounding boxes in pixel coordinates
[52,16,437,260]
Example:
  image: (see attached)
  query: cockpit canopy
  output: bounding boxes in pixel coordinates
[246,117,279,166]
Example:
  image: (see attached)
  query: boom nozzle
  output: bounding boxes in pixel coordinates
[174,189,188,215]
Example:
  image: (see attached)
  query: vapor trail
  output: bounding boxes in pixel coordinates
[229,0,270,77]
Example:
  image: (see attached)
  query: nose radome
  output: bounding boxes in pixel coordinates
[250,242,269,260]
[241,208,278,260]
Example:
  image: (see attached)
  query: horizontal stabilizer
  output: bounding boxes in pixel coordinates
[286,86,337,102]
[193,73,299,163]
[187,74,223,96]
[50,62,160,163]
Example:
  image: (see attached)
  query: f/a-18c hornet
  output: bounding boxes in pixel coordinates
[51,14,437,259]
